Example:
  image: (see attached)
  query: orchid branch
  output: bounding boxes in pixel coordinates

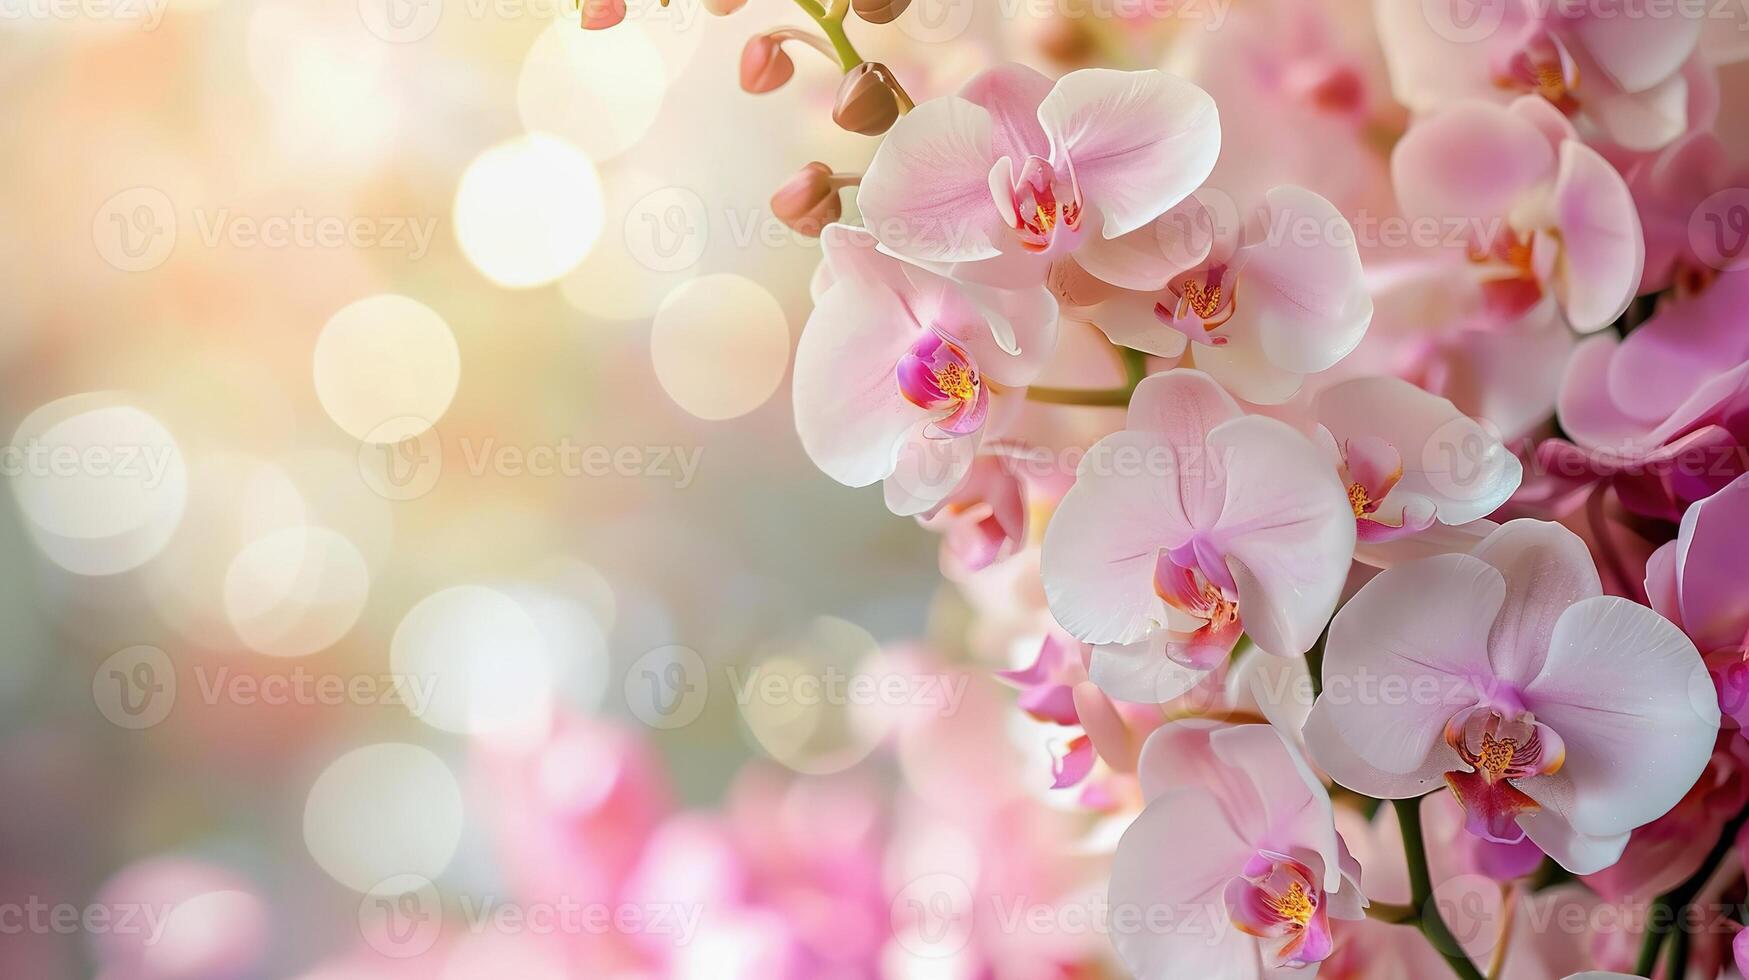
[788,0,862,71]
[1394,796,1488,980]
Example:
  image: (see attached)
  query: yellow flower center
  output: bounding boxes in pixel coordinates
[1181,280,1224,322]
[1268,882,1314,927]
[1476,732,1517,779]
[934,362,977,402]
[1346,482,1370,518]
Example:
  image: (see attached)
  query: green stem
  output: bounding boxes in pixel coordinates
[1394,797,1487,980]
[790,0,861,70]
[1024,385,1134,407]
[1633,807,1749,977]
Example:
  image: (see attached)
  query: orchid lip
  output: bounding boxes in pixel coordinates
[896,331,988,435]
[1224,851,1334,969]
[992,154,1083,252]
[1442,706,1566,845]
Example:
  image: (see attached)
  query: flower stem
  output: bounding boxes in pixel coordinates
[1394,796,1487,980]
[1026,348,1151,407]
[1633,807,1749,977]
[790,0,862,70]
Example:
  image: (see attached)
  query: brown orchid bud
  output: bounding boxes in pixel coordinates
[702,0,746,14]
[851,0,910,24]
[739,35,795,94]
[770,162,845,237]
[833,62,901,136]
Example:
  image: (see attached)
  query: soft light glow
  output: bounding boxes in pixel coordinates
[516,20,666,163]
[313,294,459,443]
[453,134,605,289]
[650,273,789,420]
[223,526,371,657]
[302,743,464,893]
[10,396,188,576]
[390,585,554,740]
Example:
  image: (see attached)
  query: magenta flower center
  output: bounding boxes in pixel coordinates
[1225,852,1333,969]
[1442,707,1565,845]
[896,331,989,436]
[1003,155,1083,252]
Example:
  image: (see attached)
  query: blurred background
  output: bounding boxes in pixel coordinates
[0,0,1123,976]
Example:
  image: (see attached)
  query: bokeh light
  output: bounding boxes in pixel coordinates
[453,134,606,289]
[313,295,460,443]
[303,743,464,893]
[650,273,790,420]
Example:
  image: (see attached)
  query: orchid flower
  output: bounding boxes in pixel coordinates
[1306,519,1719,873]
[1376,0,1706,151]
[1392,96,1643,332]
[1109,722,1365,978]
[793,224,1058,515]
[915,446,1029,579]
[1313,376,1521,563]
[1067,185,1373,403]
[998,632,1164,793]
[1645,470,1749,728]
[857,63,1221,287]
[1041,369,1355,703]
[1544,270,1749,520]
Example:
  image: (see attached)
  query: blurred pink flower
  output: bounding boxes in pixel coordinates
[1645,470,1749,726]
[1392,96,1644,332]
[1306,519,1718,872]
[1545,270,1749,521]
[1377,0,1705,150]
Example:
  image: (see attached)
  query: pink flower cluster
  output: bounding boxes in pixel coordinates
[597,0,1749,975]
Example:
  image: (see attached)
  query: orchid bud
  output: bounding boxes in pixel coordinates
[833,62,900,136]
[851,0,910,24]
[703,0,746,14]
[739,35,795,94]
[770,162,844,237]
[579,0,626,30]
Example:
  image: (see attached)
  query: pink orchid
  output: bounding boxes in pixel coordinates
[1306,519,1719,873]
[856,63,1220,287]
[1392,96,1644,333]
[1583,734,1749,901]
[1544,270,1749,521]
[793,224,1058,515]
[915,445,1029,579]
[998,632,1166,793]
[1110,722,1365,978]
[1070,185,1373,403]
[1313,376,1521,562]
[1041,370,1355,703]
[1377,0,1705,151]
[1626,130,1749,294]
[1645,470,1749,726]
